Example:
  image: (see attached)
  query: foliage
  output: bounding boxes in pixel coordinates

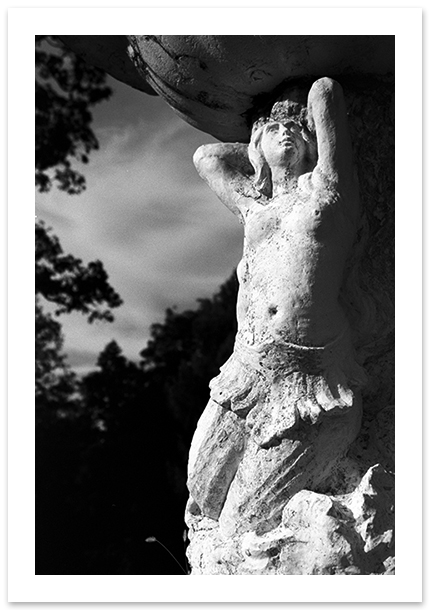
[35,36,120,413]
[36,35,112,194]
[36,220,122,323]
[142,272,238,377]
[80,340,146,431]
[140,272,238,480]
[36,272,239,575]
[35,297,77,422]
[34,34,239,576]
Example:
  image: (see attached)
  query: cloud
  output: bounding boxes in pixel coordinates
[36,83,244,369]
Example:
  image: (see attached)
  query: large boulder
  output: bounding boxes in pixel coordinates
[60,35,394,141]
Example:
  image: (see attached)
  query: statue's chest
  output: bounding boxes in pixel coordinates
[287,191,340,235]
[245,189,345,251]
[244,205,283,244]
[244,193,327,245]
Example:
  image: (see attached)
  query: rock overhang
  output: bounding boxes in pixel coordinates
[59,35,394,142]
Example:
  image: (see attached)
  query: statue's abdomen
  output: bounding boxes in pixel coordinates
[241,202,354,345]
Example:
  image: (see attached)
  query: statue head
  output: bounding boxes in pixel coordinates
[248,97,317,197]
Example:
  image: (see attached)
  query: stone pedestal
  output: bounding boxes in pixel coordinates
[186,461,394,575]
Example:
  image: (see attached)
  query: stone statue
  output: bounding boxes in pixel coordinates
[186,78,368,540]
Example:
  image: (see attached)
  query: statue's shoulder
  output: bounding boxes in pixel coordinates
[298,172,314,194]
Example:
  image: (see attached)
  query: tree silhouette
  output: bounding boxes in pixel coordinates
[35,298,77,423]
[80,340,145,431]
[36,35,112,195]
[35,220,123,417]
[36,220,122,323]
[35,37,128,574]
[140,272,238,492]
[35,34,120,413]
[34,35,241,576]
[36,271,239,574]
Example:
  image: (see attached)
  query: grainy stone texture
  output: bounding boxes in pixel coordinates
[126,35,394,142]
[186,462,394,575]
[186,75,394,575]
[59,35,394,142]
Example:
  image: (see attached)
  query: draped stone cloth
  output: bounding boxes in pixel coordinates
[209,328,367,448]
[187,329,367,533]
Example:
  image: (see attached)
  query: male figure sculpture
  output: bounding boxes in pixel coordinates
[186,78,367,537]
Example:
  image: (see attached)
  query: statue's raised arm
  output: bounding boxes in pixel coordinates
[193,143,254,223]
[183,71,398,577]
[307,77,356,188]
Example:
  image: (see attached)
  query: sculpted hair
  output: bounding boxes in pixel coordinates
[248,121,272,198]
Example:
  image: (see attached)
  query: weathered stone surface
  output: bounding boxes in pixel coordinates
[187,78,368,540]
[186,75,394,574]
[217,405,363,538]
[187,400,245,520]
[186,398,395,574]
[128,35,394,142]
[59,35,394,142]
[186,464,394,575]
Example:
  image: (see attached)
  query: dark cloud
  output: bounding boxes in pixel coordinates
[36,77,244,371]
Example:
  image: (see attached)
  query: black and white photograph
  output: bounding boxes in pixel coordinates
[7,5,422,604]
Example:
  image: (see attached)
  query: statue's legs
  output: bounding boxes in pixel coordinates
[187,399,246,520]
[218,396,363,536]
[187,394,362,537]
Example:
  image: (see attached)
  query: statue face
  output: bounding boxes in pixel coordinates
[260,121,306,169]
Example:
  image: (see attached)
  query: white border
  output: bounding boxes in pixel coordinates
[8,6,422,604]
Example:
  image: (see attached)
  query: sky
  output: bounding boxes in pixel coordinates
[35,74,244,374]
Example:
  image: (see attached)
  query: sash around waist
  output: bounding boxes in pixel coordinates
[233,329,347,377]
